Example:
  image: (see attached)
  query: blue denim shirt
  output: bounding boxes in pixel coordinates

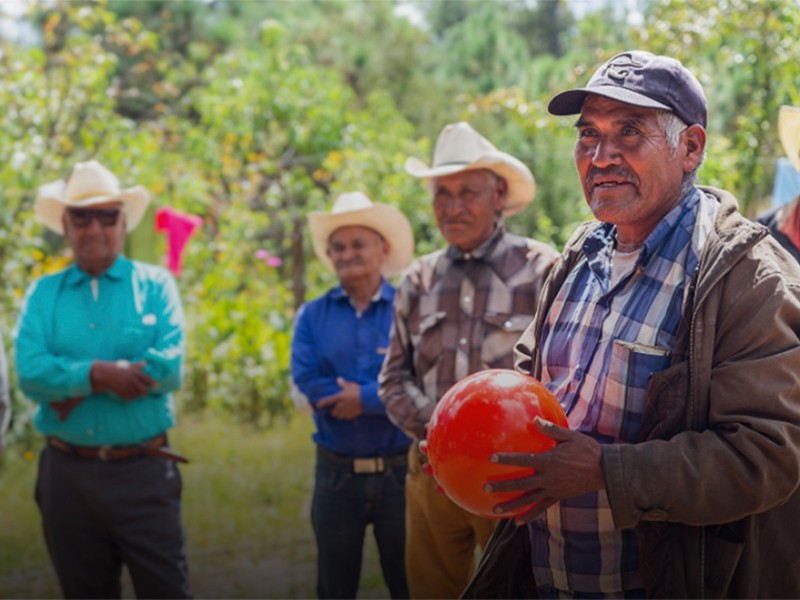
[291,279,411,457]
[14,256,185,446]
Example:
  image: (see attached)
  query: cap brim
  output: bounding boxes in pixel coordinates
[35,185,151,235]
[548,86,672,116]
[308,203,414,278]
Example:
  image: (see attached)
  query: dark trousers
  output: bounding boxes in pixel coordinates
[36,445,192,599]
[312,450,409,599]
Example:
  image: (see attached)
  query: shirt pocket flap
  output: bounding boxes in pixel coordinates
[417,310,447,335]
[482,313,532,333]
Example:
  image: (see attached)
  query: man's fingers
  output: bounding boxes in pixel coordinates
[533,416,572,441]
[484,472,538,494]
[317,395,339,408]
[491,451,543,468]
[490,490,544,516]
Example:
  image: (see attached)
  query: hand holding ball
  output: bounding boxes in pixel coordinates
[425,369,567,518]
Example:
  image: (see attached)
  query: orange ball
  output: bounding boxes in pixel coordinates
[426,369,568,519]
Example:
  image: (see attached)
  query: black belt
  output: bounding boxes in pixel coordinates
[47,434,189,464]
[317,446,407,474]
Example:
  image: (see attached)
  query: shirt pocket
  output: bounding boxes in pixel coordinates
[411,310,446,369]
[600,339,672,442]
[480,313,533,370]
[115,322,157,359]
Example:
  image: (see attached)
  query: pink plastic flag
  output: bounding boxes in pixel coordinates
[154,206,203,275]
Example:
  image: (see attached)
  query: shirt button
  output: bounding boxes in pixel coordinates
[464,252,472,259]
[89,323,95,329]
[463,296,472,304]
[86,429,94,436]
[459,338,467,346]
[504,320,513,329]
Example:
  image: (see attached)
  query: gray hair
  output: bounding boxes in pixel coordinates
[656,109,703,196]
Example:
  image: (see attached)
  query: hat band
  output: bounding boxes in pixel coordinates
[433,161,471,168]
[65,189,121,204]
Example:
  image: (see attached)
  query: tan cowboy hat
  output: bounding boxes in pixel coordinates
[404,121,536,216]
[779,105,800,174]
[308,192,414,278]
[35,160,150,235]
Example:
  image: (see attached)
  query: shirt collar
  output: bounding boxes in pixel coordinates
[63,255,129,287]
[444,223,505,261]
[330,277,393,304]
[583,188,701,265]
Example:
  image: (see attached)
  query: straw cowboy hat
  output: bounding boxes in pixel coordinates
[779,105,800,174]
[35,160,150,235]
[404,121,536,216]
[308,192,414,278]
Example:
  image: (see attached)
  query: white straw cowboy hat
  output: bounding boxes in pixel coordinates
[779,105,800,174]
[404,121,536,216]
[35,160,150,235]
[308,192,414,278]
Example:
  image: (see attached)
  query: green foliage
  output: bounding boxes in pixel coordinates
[634,0,800,214]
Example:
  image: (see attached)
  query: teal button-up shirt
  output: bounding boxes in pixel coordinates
[14,256,185,446]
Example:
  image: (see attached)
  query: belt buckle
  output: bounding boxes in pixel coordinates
[97,445,113,461]
[353,457,384,474]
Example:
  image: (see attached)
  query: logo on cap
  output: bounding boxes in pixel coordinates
[603,54,647,82]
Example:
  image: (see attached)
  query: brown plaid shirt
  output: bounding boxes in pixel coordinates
[379,226,558,440]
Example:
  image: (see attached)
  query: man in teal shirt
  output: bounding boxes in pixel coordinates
[14,160,192,599]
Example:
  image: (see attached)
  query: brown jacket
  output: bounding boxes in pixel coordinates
[464,187,800,599]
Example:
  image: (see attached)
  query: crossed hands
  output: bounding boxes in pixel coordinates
[420,417,605,523]
[317,377,363,420]
[51,360,156,422]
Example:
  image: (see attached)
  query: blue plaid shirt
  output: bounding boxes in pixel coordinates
[530,189,719,596]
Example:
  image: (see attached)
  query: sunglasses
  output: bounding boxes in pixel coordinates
[67,208,122,228]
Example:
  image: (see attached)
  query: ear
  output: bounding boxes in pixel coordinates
[493,176,509,213]
[682,124,706,171]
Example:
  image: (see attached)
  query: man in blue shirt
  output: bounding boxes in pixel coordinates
[14,160,192,599]
[292,191,414,599]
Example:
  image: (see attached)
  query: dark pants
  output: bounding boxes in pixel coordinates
[312,449,409,599]
[36,445,192,599]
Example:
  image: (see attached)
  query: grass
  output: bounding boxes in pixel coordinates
[0,411,392,599]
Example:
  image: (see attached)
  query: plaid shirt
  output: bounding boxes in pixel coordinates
[531,189,719,597]
[379,225,558,441]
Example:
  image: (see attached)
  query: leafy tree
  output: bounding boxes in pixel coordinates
[634,0,800,214]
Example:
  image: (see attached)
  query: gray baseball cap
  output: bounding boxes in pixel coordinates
[548,50,707,128]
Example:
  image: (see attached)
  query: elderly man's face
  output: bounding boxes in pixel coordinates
[432,169,507,251]
[327,225,388,285]
[574,95,705,245]
[62,201,127,275]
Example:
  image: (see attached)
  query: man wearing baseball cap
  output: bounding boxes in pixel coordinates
[465,51,800,598]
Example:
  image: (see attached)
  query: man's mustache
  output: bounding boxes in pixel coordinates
[586,166,639,187]
[335,258,366,268]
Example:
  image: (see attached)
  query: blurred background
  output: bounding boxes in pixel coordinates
[0,0,798,596]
